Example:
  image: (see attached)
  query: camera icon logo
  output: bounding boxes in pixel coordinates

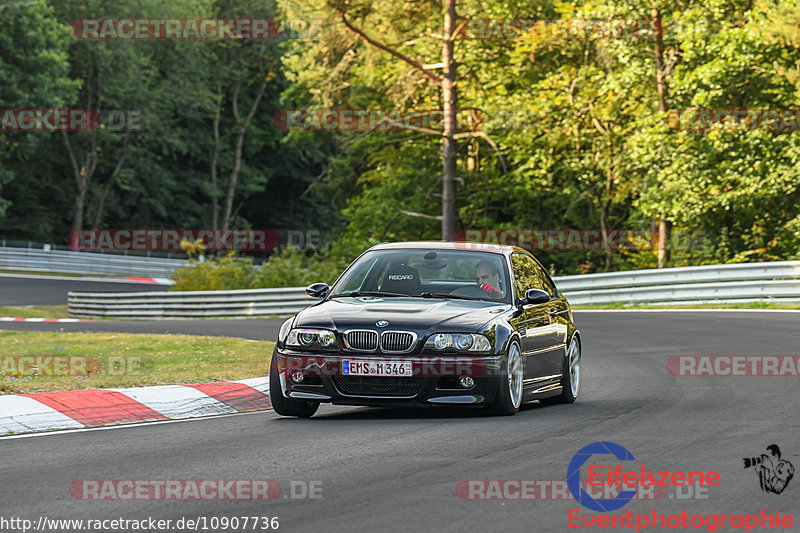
[743,444,795,495]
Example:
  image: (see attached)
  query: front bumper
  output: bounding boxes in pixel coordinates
[273,350,503,407]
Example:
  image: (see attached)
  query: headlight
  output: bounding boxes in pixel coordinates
[286,328,337,349]
[426,333,492,352]
[455,334,473,351]
[433,333,451,350]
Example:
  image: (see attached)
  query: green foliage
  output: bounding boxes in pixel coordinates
[273,0,800,274]
[172,253,260,291]
[173,236,370,290]
[0,0,78,219]
[254,248,344,288]
[4,0,800,281]
[0,0,336,243]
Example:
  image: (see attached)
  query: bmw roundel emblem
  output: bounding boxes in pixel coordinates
[376,320,389,327]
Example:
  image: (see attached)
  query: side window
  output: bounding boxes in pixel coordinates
[511,253,537,299]
[513,253,557,298]
[528,255,556,297]
[540,269,557,297]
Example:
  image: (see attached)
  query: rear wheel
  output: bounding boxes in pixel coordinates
[269,350,319,418]
[488,341,523,416]
[541,336,580,405]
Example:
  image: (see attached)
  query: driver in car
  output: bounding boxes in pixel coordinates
[475,260,504,299]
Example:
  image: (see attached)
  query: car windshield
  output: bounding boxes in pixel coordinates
[330,249,512,303]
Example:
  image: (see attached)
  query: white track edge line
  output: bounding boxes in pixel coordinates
[0,409,273,440]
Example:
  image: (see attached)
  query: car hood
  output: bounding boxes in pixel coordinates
[294,296,510,335]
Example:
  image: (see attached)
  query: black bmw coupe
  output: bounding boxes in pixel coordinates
[269,241,581,417]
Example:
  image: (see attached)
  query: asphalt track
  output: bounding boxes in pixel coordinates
[2,310,800,532]
[0,274,169,306]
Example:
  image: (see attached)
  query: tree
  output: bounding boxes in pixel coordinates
[52,0,185,236]
[331,0,458,239]
[0,0,77,221]
[204,35,274,231]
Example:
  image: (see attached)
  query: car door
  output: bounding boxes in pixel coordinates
[526,254,568,377]
[509,252,556,382]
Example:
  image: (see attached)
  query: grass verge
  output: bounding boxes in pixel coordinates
[0,305,71,318]
[0,331,273,394]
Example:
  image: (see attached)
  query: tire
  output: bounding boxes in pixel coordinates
[541,336,580,405]
[488,340,523,416]
[269,350,319,418]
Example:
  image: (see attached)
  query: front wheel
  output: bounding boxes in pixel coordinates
[269,350,319,418]
[541,336,580,405]
[488,341,523,416]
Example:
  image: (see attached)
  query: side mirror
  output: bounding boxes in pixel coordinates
[520,288,550,306]
[305,282,330,298]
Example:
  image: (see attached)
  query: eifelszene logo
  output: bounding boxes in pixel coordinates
[567,441,637,512]
[743,444,795,495]
[567,441,721,512]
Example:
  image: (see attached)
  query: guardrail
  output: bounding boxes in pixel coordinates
[553,261,800,305]
[68,287,312,318]
[68,261,800,319]
[0,247,186,278]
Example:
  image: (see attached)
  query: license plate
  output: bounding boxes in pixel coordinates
[342,359,413,377]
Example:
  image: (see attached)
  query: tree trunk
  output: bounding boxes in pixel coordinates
[334,3,462,237]
[91,130,131,228]
[602,154,614,272]
[653,7,671,268]
[441,0,458,241]
[221,78,268,231]
[599,203,610,271]
[62,131,96,245]
[72,190,85,235]
[658,218,671,267]
[210,83,222,229]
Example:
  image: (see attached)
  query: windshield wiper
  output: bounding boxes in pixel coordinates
[419,292,482,301]
[333,290,409,298]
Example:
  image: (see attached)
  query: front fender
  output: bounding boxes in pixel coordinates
[478,318,518,356]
